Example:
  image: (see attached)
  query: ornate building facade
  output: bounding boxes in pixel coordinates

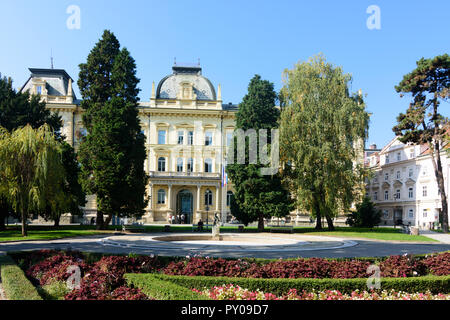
[365,137,450,229]
[20,65,237,224]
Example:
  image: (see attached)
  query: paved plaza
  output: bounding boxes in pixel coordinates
[1,233,449,259]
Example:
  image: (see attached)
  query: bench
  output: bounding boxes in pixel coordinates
[269,225,294,233]
[122,225,145,233]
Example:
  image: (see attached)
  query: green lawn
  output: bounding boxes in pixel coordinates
[0,225,438,243]
[0,226,112,242]
[292,227,438,242]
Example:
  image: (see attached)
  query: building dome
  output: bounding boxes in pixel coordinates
[156,65,216,100]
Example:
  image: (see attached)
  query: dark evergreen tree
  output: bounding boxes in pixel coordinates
[346,197,381,228]
[226,75,293,232]
[78,30,148,229]
[393,54,450,233]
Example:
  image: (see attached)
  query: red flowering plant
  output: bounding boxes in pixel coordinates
[422,252,450,276]
[379,254,427,278]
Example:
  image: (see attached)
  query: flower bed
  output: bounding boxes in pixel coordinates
[9,250,450,300]
[193,284,450,300]
[163,253,450,279]
[17,250,163,300]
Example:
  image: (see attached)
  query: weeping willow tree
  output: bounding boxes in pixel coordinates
[279,54,369,230]
[0,125,66,236]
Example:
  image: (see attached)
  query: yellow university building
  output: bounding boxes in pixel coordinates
[20,64,237,225]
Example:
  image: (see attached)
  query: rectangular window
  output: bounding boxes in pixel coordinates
[410,149,415,158]
[396,171,401,179]
[395,189,401,200]
[384,173,389,181]
[373,192,378,201]
[187,158,193,173]
[384,190,389,200]
[408,187,414,199]
[383,210,389,218]
[409,168,413,178]
[36,85,42,95]
[423,209,428,218]
[205,131,213,146]
[177,131,184,145]
[408,209,414,219]
[397,152,401,161]
[177,158,183,172]
[187,131,194,145]
[226,133,233,146]
[158,130,166,145]
[385,155,390,164]
[423,186,428,197]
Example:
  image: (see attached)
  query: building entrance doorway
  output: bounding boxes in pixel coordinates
[177,190,193,224]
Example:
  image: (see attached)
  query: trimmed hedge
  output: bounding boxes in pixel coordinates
[0,255,42,300]
[125,274,210,300]
[126,273,450,298]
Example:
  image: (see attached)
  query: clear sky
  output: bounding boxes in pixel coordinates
[0,0,448,148]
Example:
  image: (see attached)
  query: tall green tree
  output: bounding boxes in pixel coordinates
[279,55,369,230]
[0,125,65,236]
[393,54,450,233]
[226,75,293,232]
[0,75,85,228]
[78,30,148,230]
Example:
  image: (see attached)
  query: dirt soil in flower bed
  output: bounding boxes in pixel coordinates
[10,250,450,300]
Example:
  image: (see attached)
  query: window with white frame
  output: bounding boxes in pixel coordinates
[176,158,183,172]
[177,131,184,145]
[187,158,193,173]
[423,186,428,197]
[395,189,401,200]
[187,131,194,145]
[373,192,378,201]
[158,130,166,145]
[408,209,414,218]
[204,158,213,173]
[205,189,213,206]
[423,209,428,218]
[158,157,166,172]
[396,171,401,179]
[410,149,415,158]
[409,168,414,178]
[408,187,414,199]
[157,189,166,204]
[397,152,401,161]
[384,190,389,200]
[385,173,389,181]
[385,154,390,164]
[205,131,213,146]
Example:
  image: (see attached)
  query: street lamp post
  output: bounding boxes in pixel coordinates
[205,205,209,231]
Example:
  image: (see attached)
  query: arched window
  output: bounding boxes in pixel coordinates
[226,191,234,207]
[205,189,213,206]
[157,189,166,204]
[177,158,183,172]
[204,158,212,173]
[158,157,166,172]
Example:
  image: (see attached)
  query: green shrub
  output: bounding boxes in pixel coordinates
[126,273,450,297]
[38,280,70,300]
[346,197,382,228]
[0,255,42,300]
[125,274,210,300]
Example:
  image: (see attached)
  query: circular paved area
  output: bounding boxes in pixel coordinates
[1,232,450,259]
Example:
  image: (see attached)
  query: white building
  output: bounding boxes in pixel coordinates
[365,137,449,229]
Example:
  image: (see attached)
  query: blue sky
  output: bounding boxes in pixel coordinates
[0,0,448,148]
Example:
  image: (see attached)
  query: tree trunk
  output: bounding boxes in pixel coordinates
[21,210,27,237]
[0,213,5,231]
[54,215,60,227]
[103,215,112,230]
[258,214,265,232]
[313,195,322,230]
[96,210,105,230]
[325,214,335,231]
[429,141,449,233]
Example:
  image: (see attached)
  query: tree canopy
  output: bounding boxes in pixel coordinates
[226,75,293,231]
[279,54,369,230]
[393,54,450,232]
[78,30,148,229]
